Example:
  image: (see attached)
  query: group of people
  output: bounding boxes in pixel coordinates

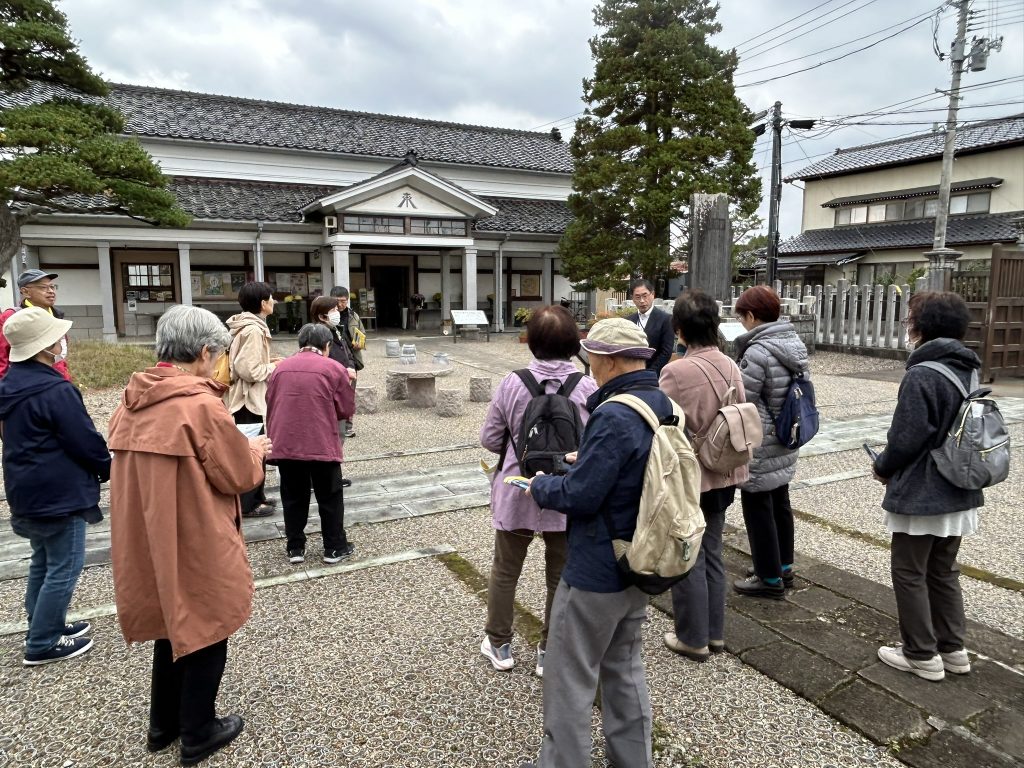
[0,266,986,765]
[481,284,983,767]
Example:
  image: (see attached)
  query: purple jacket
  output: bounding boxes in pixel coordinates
[480,359,597,532]
[266,350,354,463]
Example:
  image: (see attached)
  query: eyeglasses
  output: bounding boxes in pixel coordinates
[29,283,58,292]
[632,292,653,301]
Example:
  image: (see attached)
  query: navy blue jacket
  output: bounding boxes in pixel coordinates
[0,360,110,519]
[531,369,672,592]
[874,338,984,516]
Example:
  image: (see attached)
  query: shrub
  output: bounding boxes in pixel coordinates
[72,340,156,390]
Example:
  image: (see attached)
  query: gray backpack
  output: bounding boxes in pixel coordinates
[913,361,1011,490]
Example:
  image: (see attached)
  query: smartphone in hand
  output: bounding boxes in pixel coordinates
[863,443,879,461]
[503,476,530,491]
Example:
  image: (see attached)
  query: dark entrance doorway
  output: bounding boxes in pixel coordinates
[370,265,409,328]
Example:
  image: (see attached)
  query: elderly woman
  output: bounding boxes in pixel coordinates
[732,285,809,599]
[479,305,597,676]
[266,323,355,565]
[311,295,358,486]
[225,281,280,517]
[108,305,271,765]
[873,292,982,682]
[659,290,749,661]
[0,307,110,666]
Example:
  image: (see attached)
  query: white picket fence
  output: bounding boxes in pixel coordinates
[727,278,929,352]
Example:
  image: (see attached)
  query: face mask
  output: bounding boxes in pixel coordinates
[327,310,341,326]
[46,346,67,365]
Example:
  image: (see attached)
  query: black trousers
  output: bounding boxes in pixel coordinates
[150,638,228,742]
[740,484,794,580]
[891,533,966,660]
[233,406,267,514]
[277,460,346,552]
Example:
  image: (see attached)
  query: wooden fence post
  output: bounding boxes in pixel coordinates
[897,284,911,349]
[847,285,860,345]
[859,284,871,347]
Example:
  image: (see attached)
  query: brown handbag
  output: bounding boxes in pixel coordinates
[689,357,763,474]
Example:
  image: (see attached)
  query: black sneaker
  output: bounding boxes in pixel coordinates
[733,575,785,599]
[180,714,244,766]
[23,635,94,666]
[323,542,355,564]
[341,477,352,488]
[64,620,91,638]
[746,566,794,588]
[243,503,275,518]
[287,549,305,564]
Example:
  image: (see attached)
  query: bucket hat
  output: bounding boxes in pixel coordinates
[3,307,73,362]
[580,317,654,359]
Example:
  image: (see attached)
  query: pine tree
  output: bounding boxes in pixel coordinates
[560,0,760,290]
[0,0,189,285]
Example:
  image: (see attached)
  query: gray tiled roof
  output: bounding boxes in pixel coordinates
[786,115,1024,181]
[0,83,574,174]
[161,178,572,234]
[779,211,1023,254]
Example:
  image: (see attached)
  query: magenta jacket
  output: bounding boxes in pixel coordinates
[266,350,354,463]
[480,359,597,532]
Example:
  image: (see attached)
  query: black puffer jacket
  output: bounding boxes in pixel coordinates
[874,338,984,516]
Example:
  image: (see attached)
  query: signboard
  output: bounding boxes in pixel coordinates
[450,310,488,326]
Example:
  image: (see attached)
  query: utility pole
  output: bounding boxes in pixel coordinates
[765,101,783,286]
[932,0,970,250]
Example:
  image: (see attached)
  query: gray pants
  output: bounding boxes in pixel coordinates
[671,508,726,647]
[890,532,966,660]
[538,580,652,768]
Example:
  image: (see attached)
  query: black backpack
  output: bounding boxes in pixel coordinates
[500,370,585,476]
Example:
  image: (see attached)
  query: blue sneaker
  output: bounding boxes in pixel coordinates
[24,635,94,666]
[480,636,514,671]
[64,621,91,638]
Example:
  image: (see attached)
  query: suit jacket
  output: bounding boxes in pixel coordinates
[626,307,675,375]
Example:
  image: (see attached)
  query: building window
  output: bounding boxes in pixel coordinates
[867,203,887,222]
[849,206,867,224]
[834,190,992,226]
[885,202,905,221]
[342,215,404,234]
[409,218,468,236]
[835,208,851,226]
[124,263,172,288]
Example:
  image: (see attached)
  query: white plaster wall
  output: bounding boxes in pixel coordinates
[39,246,98,265]
[53,269,101,305]
[553,275,574,300]
[141,140,573,201]
[799,146,1024,231]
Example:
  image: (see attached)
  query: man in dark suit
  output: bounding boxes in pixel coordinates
[625,278,675,376]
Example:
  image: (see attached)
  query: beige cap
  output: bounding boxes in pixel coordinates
[580,317,654,359]
[3,307,72,362]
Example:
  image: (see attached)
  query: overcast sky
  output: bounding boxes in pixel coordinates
[62,0,1024,237]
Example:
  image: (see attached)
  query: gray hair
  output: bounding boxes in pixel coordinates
[297,323,333,349]
[155,305,231,363]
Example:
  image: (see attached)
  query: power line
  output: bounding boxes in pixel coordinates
[735,13,935,88]
[731,0,844,50]
[738,0,885,61]
[737,0,871,57]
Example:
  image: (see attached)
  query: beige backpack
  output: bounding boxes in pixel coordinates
[688,358,762,474]
[599,394,704,595]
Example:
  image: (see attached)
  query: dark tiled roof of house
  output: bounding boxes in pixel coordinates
[786,115,1024,181]
[158,178,572,234]
[0,82,574,174]
[821,177,1003,207]
[779,211,1023,254]
[475,197,573,234]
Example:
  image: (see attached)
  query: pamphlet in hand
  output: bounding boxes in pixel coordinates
[503,475,531,491]
[237,422,264,439]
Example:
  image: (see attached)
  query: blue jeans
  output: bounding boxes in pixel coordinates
[12,515,86,654]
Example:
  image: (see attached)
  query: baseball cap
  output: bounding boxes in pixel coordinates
[17,269,58,288]
[580,317,654,359]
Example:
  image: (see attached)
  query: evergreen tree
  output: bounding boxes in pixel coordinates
[560,0,760,290]
[0,0,189,285]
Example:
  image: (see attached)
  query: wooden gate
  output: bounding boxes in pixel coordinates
[982,244,1024,382]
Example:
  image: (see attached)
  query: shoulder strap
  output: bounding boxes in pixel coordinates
[604,393,684,431]
[514,369,545,398]
[912,361,969,399]
[557,371,585,398]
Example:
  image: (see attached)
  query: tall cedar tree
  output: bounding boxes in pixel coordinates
[0,0,189,285]
[560,0,760,289]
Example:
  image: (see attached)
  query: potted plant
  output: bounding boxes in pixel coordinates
[432,292,443,309]
[513,306,533,327]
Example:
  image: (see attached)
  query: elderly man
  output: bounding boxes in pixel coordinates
[522,317,668,768]
[0,270,71,380]
[625,278,674,376]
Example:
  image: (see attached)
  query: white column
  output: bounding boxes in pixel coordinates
[440,250,452,319]
[178,243,192,305]
[96,241,117,342]
[541,253,553,305]
[493,252,502,331]
[462,246,477,312]
[319,247,331,294]
[331,242,351,290]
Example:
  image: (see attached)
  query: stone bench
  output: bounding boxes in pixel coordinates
[436,388,465,417]
[469,376,492,402]
[355,385,380,414]
[386,371,408,401]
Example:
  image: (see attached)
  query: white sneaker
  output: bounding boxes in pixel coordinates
[878,645,944,681]
[480,636,514,671]
[940,648,971,674]
[535,646,545,678]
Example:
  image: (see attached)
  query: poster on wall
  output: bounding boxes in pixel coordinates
[203,272,225,296]
[288,272,308,296]
[191,273,202,295]
[308,274,323,294]
[275,273,292,293]
[520,274,540,298]
[230,273,246,295]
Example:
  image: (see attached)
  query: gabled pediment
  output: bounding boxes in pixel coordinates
[302,160,498,220]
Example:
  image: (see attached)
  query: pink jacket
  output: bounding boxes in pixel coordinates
[660,345,750,493]
[480,359,597,532]
[266,350,354,463]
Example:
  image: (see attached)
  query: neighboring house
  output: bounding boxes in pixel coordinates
[1,83,577,338]
[769,114,1023,288]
